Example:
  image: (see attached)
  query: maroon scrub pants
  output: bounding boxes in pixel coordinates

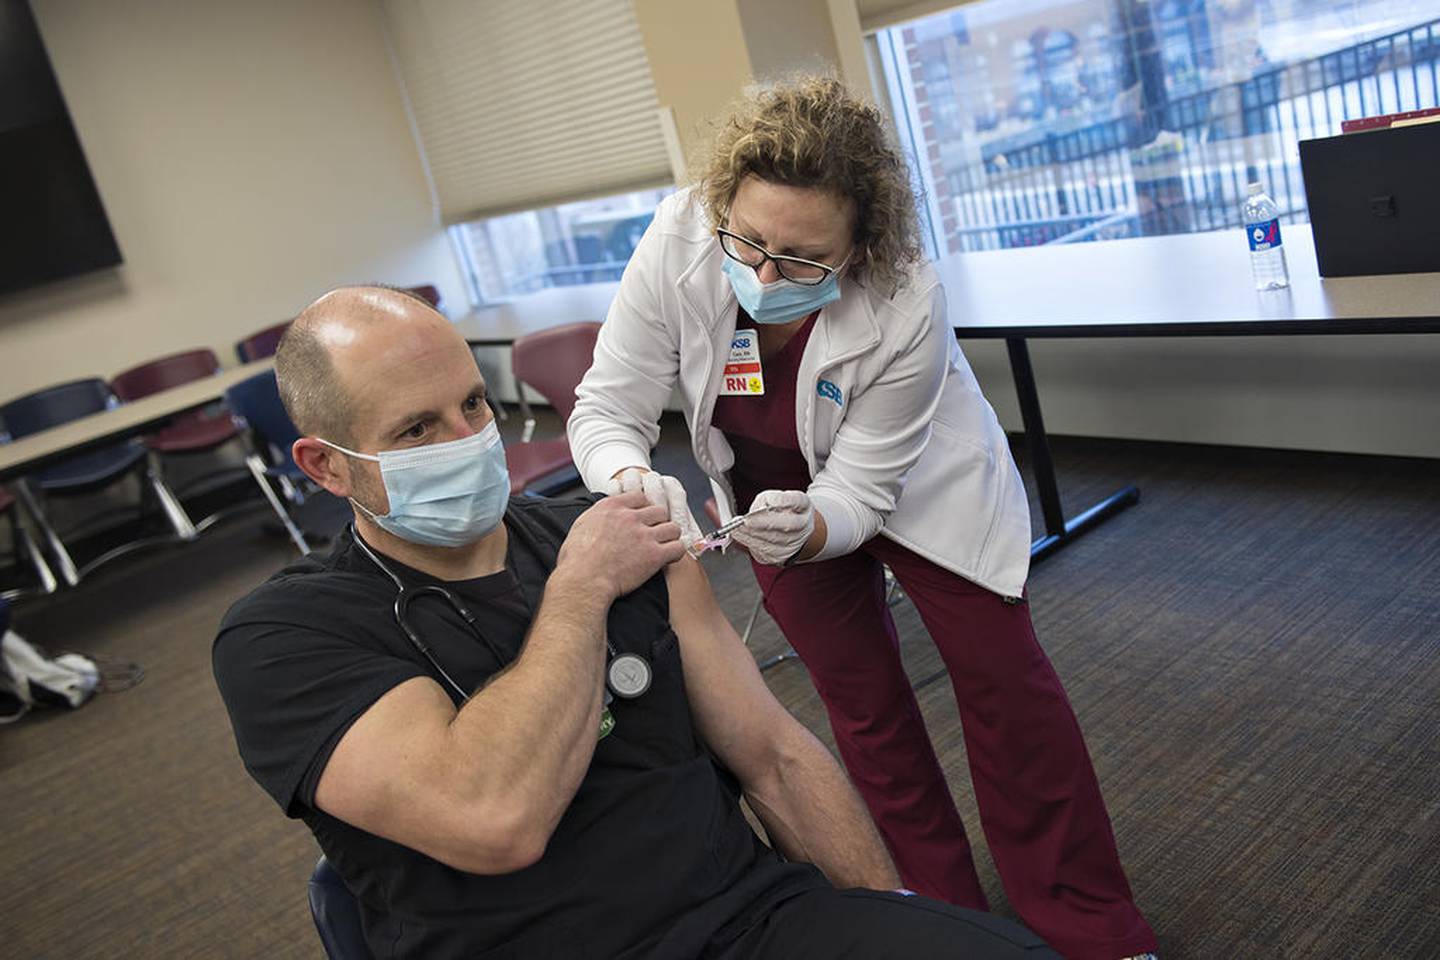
[749,538,1157,960]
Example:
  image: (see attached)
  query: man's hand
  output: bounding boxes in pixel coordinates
[557,490,686,598]
[729,490,816,565]
[606,466,704,550]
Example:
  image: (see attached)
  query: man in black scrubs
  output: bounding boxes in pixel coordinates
[213,286,1058,959]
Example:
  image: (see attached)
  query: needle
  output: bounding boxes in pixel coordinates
[712,514,749,538]
[686,506,774,559]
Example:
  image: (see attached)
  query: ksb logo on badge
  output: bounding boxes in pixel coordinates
[720,329,765,396]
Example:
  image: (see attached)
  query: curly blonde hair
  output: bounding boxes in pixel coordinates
[698,76,922,295]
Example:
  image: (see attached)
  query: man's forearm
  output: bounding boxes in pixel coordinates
[745,725,900,890]
[445,568,610,847]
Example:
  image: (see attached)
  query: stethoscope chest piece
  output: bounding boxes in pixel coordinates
[607,653,652,699]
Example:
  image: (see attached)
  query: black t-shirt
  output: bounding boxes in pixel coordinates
[213,495,824,959]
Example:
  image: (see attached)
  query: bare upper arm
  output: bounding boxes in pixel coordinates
[664,556,806,784]
[313,676,530,874]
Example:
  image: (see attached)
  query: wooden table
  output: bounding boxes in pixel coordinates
[0,359,275,484]
[941,225,1440,562]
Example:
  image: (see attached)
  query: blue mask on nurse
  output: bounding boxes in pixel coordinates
[721,257,847,325]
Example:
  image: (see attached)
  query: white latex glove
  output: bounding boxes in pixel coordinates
[729,489,815,566]
[604,467,703,550]
[604,466,649,497]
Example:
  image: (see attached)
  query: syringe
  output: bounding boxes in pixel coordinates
[686,507,772,559]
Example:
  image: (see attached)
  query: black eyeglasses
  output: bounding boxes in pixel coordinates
[716,228,845,286]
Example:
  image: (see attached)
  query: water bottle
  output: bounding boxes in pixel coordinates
[1242,183,1289,291]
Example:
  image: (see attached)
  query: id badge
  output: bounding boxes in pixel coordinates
[719,329,764,396]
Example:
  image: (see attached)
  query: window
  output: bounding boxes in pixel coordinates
[450,186,673,303]
[876,0,1440,254]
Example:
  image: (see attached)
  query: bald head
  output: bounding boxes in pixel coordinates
[275,285,467,446]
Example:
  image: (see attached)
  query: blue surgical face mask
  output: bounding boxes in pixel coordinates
[320,420,510,547]
[721,256,845,325]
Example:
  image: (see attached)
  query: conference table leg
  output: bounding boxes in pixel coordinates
[1004,337,1140,564]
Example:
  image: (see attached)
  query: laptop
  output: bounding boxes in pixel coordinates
[1298,121,1440,277]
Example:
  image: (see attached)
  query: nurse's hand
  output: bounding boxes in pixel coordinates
[605,467,703,550]
[730,490,816,566]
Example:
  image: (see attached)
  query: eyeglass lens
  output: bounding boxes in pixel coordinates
[720,232,829,284]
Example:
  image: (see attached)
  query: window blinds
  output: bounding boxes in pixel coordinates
[381,0,673,223]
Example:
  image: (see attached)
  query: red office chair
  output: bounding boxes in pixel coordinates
[111,349,247,534]
[505,322,601,495]
[236,320,292,363]
[405,285,442,311]
[111,349,241,454]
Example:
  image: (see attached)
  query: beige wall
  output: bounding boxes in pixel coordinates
[0,0,464,398]
[736,0,842,80]
[962,336,1440,460]
[632,0,753,182]
[633,0,868,180]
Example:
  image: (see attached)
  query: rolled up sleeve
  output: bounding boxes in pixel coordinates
[568,221,682,491]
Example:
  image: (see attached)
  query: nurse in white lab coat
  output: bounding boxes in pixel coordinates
[569,77,1157,960]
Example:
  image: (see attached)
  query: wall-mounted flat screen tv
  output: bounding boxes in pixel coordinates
[0,0,121,296]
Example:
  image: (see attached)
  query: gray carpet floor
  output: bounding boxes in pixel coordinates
[2,412,1437,958]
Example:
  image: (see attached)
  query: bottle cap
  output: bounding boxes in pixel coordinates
[1247,181,1264,194]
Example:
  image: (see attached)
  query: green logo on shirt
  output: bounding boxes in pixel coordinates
[599,707,616,740]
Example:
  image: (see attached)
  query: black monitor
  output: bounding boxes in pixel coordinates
[1299,121,1440,278]
[0,0,122,296]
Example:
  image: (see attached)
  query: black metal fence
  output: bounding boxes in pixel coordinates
[940,16,1440,251]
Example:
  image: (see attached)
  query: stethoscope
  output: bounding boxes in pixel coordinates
[349,524,652,705]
